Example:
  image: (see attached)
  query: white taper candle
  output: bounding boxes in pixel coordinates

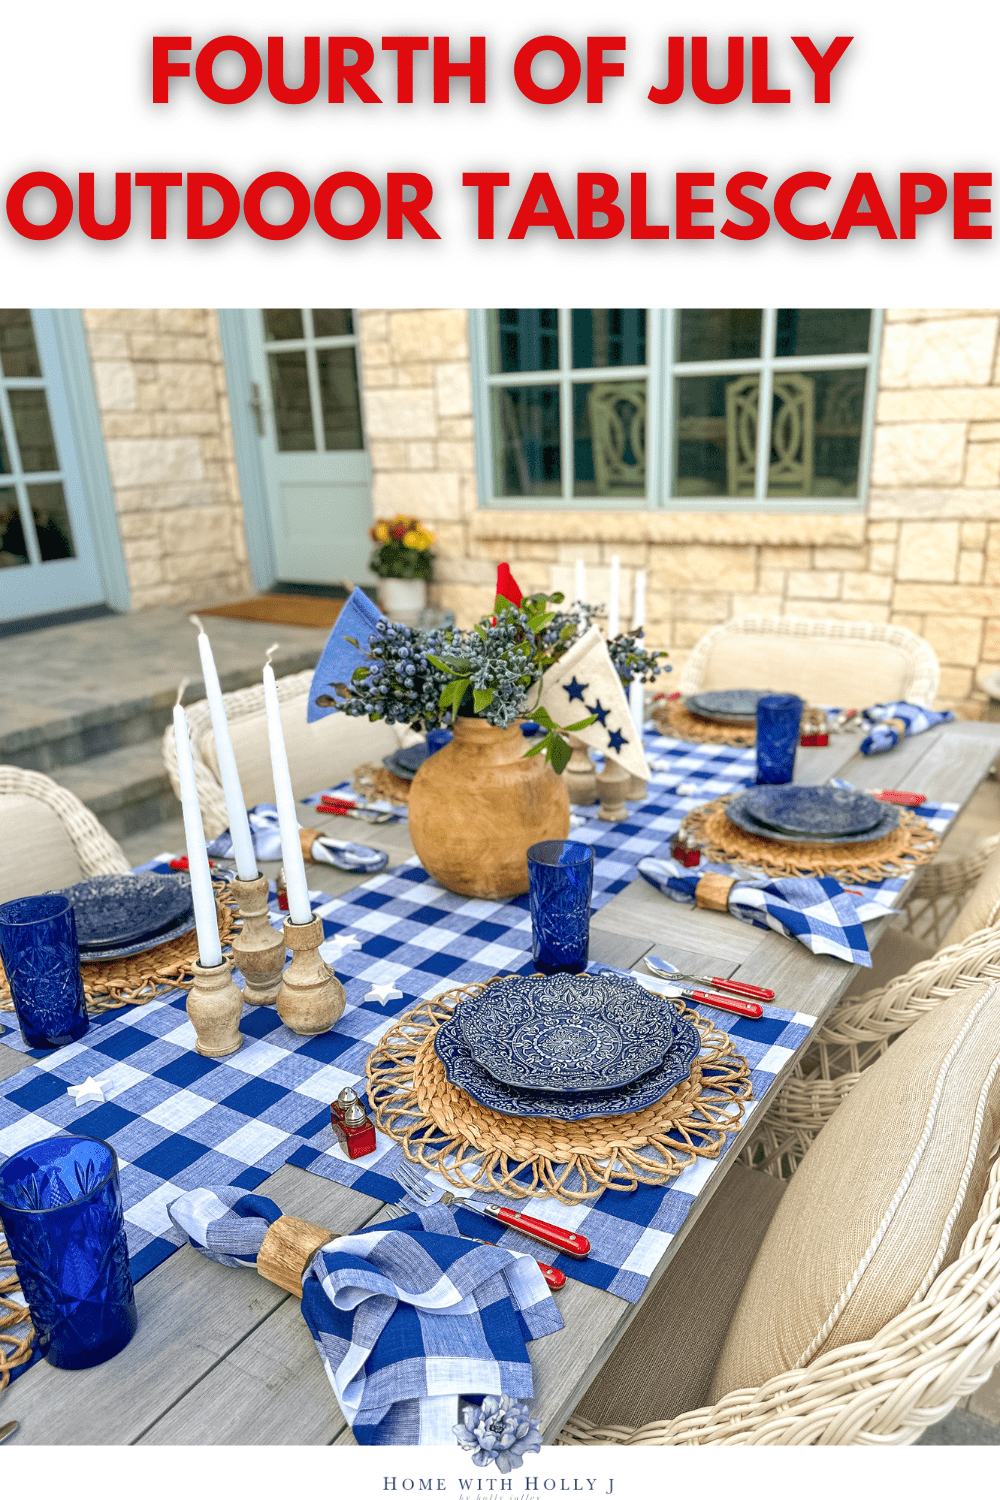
[574,559,585,607]
[608,555,620,638]
[629,676,645,732]
[173,692,223,968]
[633,570,646,631]
[262,654,313,925]
[193,619,258,881]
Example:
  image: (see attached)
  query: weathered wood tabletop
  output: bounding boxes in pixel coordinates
[3,719,999,1445]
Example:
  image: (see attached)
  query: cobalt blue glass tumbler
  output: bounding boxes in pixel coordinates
[0,893,89,1049]
[0,1135,137,1369]
[527,840,595,975]
[755,693,804,785]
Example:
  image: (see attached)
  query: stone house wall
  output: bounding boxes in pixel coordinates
[82,308,253,608]
[358,307,1000,716]
[81,305,1000,715]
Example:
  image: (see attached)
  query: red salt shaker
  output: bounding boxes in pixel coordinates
[331,1087,377,1159]
[276,867,289,913]
[671,829,701,867]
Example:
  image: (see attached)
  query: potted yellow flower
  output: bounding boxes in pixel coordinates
[369,515,435,625]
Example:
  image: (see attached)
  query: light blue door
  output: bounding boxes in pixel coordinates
[0,310,106,623]
[244,309,374,585]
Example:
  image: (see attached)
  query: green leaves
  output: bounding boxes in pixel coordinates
[522,705,596,774]
[473,688,495,713]
[438,678,471,714]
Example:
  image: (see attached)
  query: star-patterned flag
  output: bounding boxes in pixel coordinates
[536,623,649,783]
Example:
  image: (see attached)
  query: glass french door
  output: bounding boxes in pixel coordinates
[244,309,374,584]
[0,310,105,622]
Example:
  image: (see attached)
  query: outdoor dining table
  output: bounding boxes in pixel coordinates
[2,715,1000,1446]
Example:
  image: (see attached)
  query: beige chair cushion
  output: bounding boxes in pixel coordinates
[711,978,1000,1401]
[700,633,917,707]
[573,1164,786,1430]
[839,921,935,1001]
[0,794,87,903]
[942,841,1000,948]
[202,704,403,807]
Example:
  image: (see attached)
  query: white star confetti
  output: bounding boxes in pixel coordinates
[365,982,403,1004]
[67,1077,106,1107]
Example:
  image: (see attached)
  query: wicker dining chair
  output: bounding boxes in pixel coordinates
[559,977,1000,1446]
[677,614,940,708]
[161,668,409,838]
[0,765,130,904]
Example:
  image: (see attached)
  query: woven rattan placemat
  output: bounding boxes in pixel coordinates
[682,795,941,882]
[351,761,411,805]
[652,699,757,747]
[0,1236,32,1395]
[652,699,829,749]
[366,981,752,1203]
[0,882,240,1017]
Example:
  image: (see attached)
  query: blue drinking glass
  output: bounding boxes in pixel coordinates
[0,1135,137,1369]
[0,893,89,1049]
[527,840,595,975]
[755,693,804,785]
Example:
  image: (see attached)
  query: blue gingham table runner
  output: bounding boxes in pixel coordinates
[0,726,958,1321]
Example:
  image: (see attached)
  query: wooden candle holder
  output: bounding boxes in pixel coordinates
[187,956,244,1057]
[564,734,598,806]
[597,760,630,823]
[230,872,286,1006]
[626,774,648,802]
[277,915,345,1035]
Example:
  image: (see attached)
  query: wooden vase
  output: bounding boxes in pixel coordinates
[408,717,570,899]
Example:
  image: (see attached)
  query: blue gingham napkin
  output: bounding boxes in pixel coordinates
[167,1187,562,1446]
[206,803,389,872]
[637,857,891,965]
[859,701,955,755]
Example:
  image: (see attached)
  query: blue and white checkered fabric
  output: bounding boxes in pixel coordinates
[860,701,955,755]
[207,803,388,872]
[166,1186,561,1445]
[636,858,890,966]
[0,726,958,1323]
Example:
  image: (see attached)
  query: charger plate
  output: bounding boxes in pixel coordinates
[680,795,939,882]
[62,871,192,949]
[435,1004,701,1120]
[726,792,900,847]
[741,785,885,838]
[366,981,751,1202]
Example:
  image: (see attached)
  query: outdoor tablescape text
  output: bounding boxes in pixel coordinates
[5,32,992,245]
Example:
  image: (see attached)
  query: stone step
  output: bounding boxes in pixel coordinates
[50,739,178,844]
[1,606,332,774]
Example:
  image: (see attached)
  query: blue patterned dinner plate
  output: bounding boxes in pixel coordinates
[434,1003,702,1121]
[59,872,193,949]
[382,744,430,780]
[685,690,768,723]
[457,972,678,1093]
[726,792,900,846]
[743,784,884,838]
[77,904,198,963]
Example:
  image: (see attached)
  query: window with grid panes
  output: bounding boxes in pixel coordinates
[0,310,76,567]
[470,309,881,510]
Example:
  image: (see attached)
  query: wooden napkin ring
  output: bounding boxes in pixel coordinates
[694,873,737,912]
[299,828,321,862]
[257,1214,338,1296]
